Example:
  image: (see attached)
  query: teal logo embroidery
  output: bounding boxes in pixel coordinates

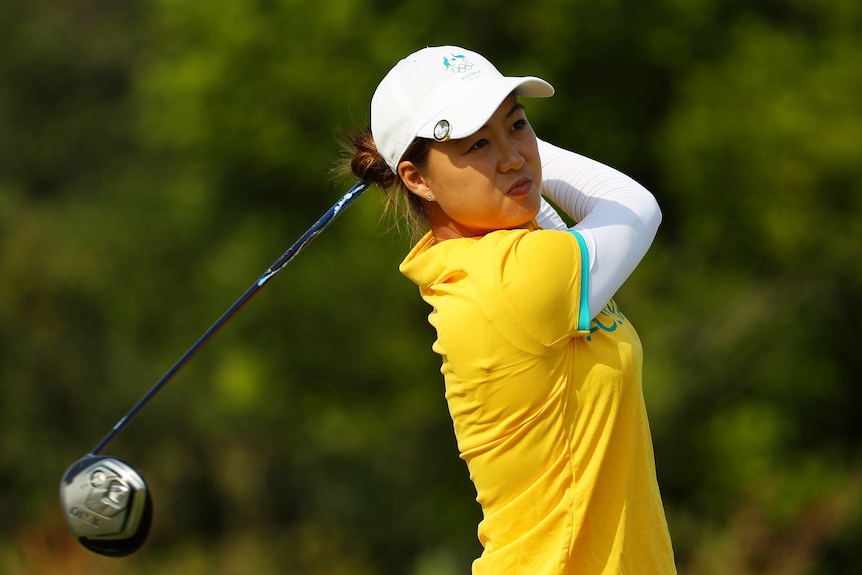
[587,300,626,341]
[442,53,473,73]
[435,54,473,141]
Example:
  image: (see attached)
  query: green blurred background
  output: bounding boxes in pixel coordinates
[2,0,860,573]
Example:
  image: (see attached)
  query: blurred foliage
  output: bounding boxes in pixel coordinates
[1,0,861,574]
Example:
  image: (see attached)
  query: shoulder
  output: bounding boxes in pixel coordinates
[477,229,589,344]
[483,228,581,276]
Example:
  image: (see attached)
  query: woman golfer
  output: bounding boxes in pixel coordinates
[346,45,675,574]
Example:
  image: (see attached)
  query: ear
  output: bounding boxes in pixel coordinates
[398,161,432,201]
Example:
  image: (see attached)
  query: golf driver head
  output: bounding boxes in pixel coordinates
[60,455,152,557]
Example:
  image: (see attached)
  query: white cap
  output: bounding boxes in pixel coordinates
[370,46,555,173]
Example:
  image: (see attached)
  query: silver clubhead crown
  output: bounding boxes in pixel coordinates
[60,456,152,556]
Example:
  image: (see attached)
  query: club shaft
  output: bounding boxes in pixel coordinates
[90,181,368,455]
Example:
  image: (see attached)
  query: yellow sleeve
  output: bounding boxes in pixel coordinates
[479,229,591,351]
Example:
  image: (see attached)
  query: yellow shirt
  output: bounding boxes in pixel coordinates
[400,228,675,574]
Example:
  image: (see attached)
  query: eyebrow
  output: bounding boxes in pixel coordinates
[478,102,526,132]
[506,102,526,117]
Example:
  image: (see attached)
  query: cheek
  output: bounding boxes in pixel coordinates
[525,141,542,176]
[441,181,484,217]
[436,165,487,201]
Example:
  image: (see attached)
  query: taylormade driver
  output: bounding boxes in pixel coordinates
[60,182,368,556]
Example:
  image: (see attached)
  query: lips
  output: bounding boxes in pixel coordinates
[507,178,533,198]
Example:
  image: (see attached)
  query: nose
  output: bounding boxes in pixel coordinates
[498,138,526,173]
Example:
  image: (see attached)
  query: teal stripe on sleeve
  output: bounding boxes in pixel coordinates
[567,229,591,331]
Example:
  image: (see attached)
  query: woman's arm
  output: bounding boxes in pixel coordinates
[535,197,568,231]
[538,138,662,318]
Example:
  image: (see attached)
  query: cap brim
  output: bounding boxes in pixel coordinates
[416,76,554,142]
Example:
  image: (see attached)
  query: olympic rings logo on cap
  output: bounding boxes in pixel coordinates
[442,54,473,74]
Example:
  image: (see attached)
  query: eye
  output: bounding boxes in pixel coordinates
[469,138,489,151]
[512,118,529,131]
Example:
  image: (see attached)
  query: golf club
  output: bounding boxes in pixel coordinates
[60,180,368,556]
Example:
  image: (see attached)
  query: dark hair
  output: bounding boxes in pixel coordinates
[339,126,432,241]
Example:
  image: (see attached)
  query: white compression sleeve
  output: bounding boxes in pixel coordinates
[538,138,662,318]
[535,197,569,231]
